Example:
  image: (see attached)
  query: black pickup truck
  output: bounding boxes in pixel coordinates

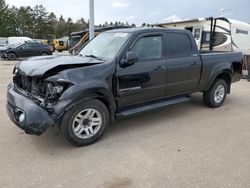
[6,28,242,146]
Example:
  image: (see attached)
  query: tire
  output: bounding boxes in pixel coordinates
[61,99,109,146]
[7,52,17,60]
[41,52,48,56]
[203,79,228,108]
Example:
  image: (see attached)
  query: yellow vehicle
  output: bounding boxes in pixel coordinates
[42,35,68,52]
[53,39,67,52]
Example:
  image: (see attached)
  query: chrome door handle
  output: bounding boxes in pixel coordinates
[154,66,166,71]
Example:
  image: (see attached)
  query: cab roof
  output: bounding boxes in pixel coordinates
[106,27,192,34]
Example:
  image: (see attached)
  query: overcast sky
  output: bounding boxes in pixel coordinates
[5,0,250,25]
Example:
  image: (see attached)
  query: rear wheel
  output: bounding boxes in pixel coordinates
[61,100,109,146]
[41,52,48,56]
[7,52,16,60]
[203,79,228,108]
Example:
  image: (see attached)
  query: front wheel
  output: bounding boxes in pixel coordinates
[61,100,109,146]
[7,52,17,60]
[203,79,228,108]
[41,52,48,56]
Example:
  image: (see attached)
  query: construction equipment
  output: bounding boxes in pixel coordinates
[42,35,68,52]
[69,25,131,54]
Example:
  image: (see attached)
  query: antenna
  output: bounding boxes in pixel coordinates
[216,8,231,17]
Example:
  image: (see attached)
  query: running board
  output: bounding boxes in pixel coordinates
[116,96,191,118]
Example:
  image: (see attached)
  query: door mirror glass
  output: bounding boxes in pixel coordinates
[120,52,139,67]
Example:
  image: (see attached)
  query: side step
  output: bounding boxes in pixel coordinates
[116,96,191,118]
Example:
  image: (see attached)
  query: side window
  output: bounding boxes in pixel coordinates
[166,33,192,58]
[21,43,30,49]
[29,43,38,48]
[130,36,162,60]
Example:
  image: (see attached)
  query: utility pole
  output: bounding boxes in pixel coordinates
[89,0,94,41]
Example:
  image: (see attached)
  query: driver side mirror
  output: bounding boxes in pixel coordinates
[120,52,139,68]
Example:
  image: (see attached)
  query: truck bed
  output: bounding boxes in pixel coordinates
[198,52,242,91]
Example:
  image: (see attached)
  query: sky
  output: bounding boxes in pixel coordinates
[5,0,250,25]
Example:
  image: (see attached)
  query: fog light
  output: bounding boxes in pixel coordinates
[18,112,25,123]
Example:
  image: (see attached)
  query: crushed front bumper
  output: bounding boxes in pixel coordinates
[6,83,58,135]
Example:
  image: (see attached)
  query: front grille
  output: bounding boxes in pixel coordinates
[14,72,46,98]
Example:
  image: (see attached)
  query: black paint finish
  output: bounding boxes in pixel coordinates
[6,28,242,135]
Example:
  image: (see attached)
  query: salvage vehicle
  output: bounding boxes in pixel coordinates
[6,28,242,146]
[1,41,53,60]
[0,43,20,54]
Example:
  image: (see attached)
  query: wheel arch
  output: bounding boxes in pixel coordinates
[7,51,18,58]
[60,89,116,125]
[206,70,232,94]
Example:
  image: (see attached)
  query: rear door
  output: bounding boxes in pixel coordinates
[165,32,202,97]
[18,43,32,57]
[117,33,167,108]
[29,43,43,56]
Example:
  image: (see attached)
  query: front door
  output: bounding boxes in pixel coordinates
[117,34,167,108]
[18,43,32,57]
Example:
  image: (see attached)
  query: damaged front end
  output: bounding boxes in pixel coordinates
[13,70,73,106]
[6,67,74,135]
[6,55,105,135]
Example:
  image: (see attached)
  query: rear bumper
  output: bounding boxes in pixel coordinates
[6,83,58,135]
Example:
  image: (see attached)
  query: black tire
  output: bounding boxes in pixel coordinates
[61,99,109,146]
[41,52,48,56]
[7,52,16,60]
[203,79,228,108]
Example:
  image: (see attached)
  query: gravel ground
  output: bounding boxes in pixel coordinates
[0,57,250,188]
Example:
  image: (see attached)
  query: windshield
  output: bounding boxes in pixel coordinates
[79,32,131,60]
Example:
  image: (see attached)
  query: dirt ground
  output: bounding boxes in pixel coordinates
[0,57,250,188]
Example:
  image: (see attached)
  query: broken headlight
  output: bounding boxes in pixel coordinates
[45,82,72,102]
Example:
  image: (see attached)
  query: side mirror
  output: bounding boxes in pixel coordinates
[120,52,139,67]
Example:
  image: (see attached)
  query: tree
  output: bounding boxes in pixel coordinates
[65,17,74,35]
[131,23,136,28]
[33,5,49,38]
[0,0,10,36]
[0,0,136,39]
[46,12,57,35]
[55,15,66,37]
[16,6,34,37]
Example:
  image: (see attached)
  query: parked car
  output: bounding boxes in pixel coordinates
[6,28,242,146]
[1,41,53,60]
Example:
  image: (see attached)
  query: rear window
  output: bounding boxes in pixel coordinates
[166,33,192,58]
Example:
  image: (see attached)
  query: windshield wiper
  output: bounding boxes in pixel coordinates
[84,54,106,61]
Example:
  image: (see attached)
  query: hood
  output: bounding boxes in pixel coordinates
[16,55,104,76]
[0,46,11,52]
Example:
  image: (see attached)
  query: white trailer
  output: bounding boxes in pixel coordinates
[153,17,250,76]
[154,17,250,54]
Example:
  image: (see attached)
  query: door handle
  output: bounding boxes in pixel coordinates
[154,66,166,71]
[191,62,199,66]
